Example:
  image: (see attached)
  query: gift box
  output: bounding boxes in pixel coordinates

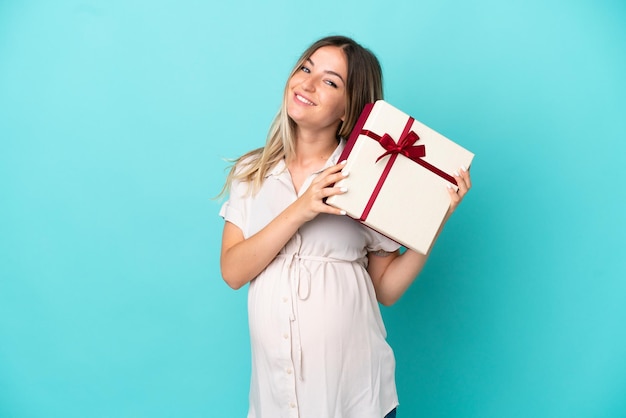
[327,100,474,254]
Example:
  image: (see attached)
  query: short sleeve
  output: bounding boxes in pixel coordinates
[364,227,402,253]
[219,176,250,236]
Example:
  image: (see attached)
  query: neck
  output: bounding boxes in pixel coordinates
[292,139,338,166]
[290,127,339,167]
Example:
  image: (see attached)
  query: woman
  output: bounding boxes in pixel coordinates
[219,35,471,418]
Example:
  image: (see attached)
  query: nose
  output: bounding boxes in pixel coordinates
[301,76,315,92]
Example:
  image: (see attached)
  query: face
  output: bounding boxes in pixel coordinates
[286,46,348,134]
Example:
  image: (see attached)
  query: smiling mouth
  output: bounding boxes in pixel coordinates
[295,94,316,106]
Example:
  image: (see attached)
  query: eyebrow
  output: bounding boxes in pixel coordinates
[307,57,346,85]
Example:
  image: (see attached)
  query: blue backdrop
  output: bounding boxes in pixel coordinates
[1,0,625,417]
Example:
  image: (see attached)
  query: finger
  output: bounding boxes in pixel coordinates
[452,169,468,196]
[326,206,348,216]
[313,161,347,185]
[321,160,348,176]
[460,165,471,189]
[446,185,461,213]
[316,168,349,190]
[319,201,347,216]
[323,185,349,198]
[446,184,461,205]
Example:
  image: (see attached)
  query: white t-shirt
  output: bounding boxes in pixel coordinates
[220,140,401,418]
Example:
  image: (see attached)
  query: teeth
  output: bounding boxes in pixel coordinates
[296,94,314,105]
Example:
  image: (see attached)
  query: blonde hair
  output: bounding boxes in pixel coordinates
[219,35,383,197]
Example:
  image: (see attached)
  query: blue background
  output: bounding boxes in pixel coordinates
[1,0,625,417]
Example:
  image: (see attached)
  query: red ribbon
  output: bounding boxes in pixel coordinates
[363,129,426,163]
[359,117,457,222]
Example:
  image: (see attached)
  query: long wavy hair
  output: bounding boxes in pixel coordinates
[220,35,383,197]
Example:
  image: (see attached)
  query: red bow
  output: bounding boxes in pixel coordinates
[362,130,426,163]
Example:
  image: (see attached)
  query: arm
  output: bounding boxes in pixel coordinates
[220,161,348,289]
[368,166,472,306]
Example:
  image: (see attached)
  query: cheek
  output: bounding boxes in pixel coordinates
[286,79,296,93]
[288,72,305,87]
[335,97,347,119]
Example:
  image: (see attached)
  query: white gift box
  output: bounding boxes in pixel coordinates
[327,100,474,254]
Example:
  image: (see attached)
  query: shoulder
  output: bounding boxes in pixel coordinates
[233,153,260,175]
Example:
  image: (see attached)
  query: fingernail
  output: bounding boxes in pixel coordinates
[340,210,347,215]
[447,184,453,189]
[341,169,349,176]
[453,171,460,177]
[340,160,347,165]
[461,165,467,172]
[340,187,348,192]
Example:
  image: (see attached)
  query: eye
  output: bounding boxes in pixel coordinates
[324,80,338,88]
[300,65,311,73]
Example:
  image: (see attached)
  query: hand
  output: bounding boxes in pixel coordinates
[293,160,349,222]
[447,165,471,215]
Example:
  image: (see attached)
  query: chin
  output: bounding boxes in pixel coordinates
[286,108,306,125]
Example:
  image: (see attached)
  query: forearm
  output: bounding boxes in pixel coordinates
[220,160,364,289]
[220,202,308,289]
[372,212,449,305]
[374,250,429,306]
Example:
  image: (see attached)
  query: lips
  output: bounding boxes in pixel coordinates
[295,93,316,106]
